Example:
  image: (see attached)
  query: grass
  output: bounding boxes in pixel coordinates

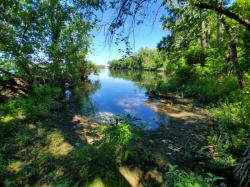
[164,166,224,187]
[0,114,132,186]
[0,104,218,186]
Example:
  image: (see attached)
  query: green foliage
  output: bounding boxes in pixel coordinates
[108,48,162,71]
[205,49,229,76]
[99,120,141,164]
[203,81,250,172]
[1,0,250,186]
[61,116,143,186]
[209,93,250,154]
[185,76,239,103]
[185,45,207,66]
[0,0,103,87]
[107,2,250,181]
[0,85,61,121]
[174,64,203,84]
[164,166,223,187]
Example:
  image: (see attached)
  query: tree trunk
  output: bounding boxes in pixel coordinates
[206,21,211,46]
[234,141,250,187]
[200,19,207,51]
[216,1,222,44]
[221,19,244,89]
[0,68,31,95]
[217,14,222,44]
[0,77,30,95]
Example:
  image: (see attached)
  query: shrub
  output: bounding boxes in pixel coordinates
[185,76,239,103]
[67,117,142,186]
[205,51,229,76]
[0,84,61,122]
[209,94,250,153]
[98,117,142,164]
[185,45,207,66]
[164,166,223,187]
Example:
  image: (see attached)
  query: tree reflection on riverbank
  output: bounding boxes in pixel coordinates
[109,69,169,94]
[72,80,101,117]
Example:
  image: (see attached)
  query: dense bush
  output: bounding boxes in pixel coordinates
[185,76,239,103]
[184,45,207,66]
[209,93,250,154]
[164,166,222,187]
[0,85,61,122]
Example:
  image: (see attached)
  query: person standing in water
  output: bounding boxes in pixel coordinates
[64,82,71,101]
[65,89,72,102]
[64,82,72,112]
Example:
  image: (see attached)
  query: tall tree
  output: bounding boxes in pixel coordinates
[0,0,103,90]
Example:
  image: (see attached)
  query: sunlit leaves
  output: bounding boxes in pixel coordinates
[0,0,102,84]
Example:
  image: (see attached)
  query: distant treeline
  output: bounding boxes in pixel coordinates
[108,48,163,71]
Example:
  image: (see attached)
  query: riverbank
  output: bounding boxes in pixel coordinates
[1,68,248,186]
[0,90,226,186]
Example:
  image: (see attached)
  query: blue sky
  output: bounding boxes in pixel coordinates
[87,1,169,65]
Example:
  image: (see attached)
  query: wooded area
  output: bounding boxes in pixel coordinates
[0,0,249,186]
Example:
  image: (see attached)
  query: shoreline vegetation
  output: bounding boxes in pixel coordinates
[1,0,250,186]
[1,68,249,186]
[107,35,250,186]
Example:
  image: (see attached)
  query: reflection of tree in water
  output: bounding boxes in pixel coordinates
[109,69,143,82]
[109,69,168,93]
[72,80,101,116]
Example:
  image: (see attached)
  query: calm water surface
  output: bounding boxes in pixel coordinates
[72,68,169,128]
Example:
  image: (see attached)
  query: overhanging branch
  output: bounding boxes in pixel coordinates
[193,2,250,30]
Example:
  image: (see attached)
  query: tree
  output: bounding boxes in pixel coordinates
[234,142,250,187]
[0,0,102,92]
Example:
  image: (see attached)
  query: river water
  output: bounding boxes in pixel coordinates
[72,68,169,128]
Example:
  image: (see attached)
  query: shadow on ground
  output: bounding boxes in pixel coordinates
[0,97,217,187]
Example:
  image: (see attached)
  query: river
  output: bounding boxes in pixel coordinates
[71,68,170,128]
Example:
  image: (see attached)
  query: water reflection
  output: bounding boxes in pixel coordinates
[72,80,101,117]
[109,69,168,92]
[73,68,169,128]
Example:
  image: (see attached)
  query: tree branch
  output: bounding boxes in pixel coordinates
[193,2,250,30]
